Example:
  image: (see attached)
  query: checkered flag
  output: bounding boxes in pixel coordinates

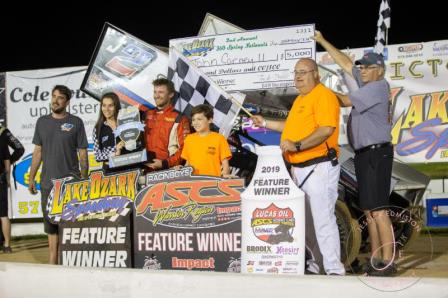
[373,0,391,54]
[167,48,245,138]
[46,177,74,223]
[109,202,131,222]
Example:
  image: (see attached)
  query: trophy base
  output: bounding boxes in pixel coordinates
[109,150,147,168]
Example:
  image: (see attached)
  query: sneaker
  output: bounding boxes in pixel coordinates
[361,258,383,274]
[2,246,12,253]
[366,261,397,277]
[305,268,319,275]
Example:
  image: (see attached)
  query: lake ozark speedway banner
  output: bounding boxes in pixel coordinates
[5,67,100,219]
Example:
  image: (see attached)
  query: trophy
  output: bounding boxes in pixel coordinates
[109,105,147,168]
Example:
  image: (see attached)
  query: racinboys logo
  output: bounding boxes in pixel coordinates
[47,170,139,223]
[251,203,295,245]
[134,169,244,228]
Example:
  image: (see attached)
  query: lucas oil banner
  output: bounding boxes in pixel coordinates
[46,170,139,268]
[241,146,305,275]
[133,167,244,272]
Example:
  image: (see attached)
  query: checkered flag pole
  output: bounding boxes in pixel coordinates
[374,0,391,54]
[168,47,247,138]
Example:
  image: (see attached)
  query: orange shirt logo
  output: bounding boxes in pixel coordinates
[207,147,216,155]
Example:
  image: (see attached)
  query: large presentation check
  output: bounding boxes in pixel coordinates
[170,24,315,91]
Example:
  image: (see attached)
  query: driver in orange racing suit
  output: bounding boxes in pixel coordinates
[144,78,190,171]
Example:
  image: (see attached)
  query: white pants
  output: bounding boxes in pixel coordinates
[291,161,345,275]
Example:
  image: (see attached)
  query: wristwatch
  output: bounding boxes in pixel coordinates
[295,141,302,151]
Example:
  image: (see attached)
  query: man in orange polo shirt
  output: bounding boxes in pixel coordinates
[252,58,345,275]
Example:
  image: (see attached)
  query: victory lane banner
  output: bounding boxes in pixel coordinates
[133,167,244,272]
[46,169,140,268]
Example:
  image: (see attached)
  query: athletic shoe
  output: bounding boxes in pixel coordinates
[305,268,319,275]
[366,261,398,277]
[361,258,383,274]
[2,246,12,253]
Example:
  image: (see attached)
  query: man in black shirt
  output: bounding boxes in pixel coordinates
[0,125,24,252]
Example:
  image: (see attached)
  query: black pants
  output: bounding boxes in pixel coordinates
[0,182,7,245]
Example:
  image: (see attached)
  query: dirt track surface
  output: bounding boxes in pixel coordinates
[1,234,447,278]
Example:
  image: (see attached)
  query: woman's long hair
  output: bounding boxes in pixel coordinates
[94,92,121,145]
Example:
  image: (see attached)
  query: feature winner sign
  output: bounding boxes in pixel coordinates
[241,146,305,274]
[170,24,315,91]
[46,170,139,268]
[133,167,244,272]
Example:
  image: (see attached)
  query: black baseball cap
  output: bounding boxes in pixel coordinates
[355,52,385,67]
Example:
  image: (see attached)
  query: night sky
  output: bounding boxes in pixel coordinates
[1,1,445,72]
